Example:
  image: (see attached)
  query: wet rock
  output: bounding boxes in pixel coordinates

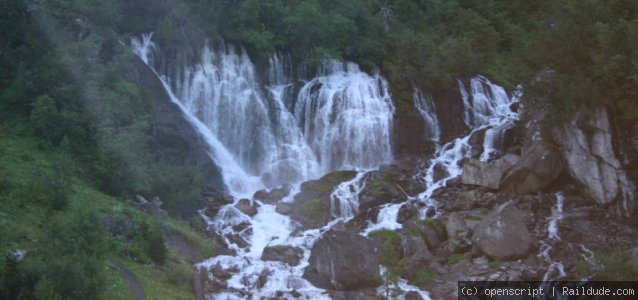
[461,154,519,189]
[204,195,233,218]
[257,268,272,288]
[303,231,382,290]
[398,203,419,223]
[275,202,292,215]
[345,206,381,233]
[253,183,292,204]
[289,171,357,230]
[405,291,424,300]
[471,202,531,260]
[500,141,563,194]
[234,198,258,217]
[261,245,304,266]
[359,176,402,210]
[228,234,249,249]
[432,163,450,182]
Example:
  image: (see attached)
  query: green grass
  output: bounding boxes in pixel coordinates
[414,268,436,285]
[489,258,503,268]
[0,132,209,299]
[120,260,194,300]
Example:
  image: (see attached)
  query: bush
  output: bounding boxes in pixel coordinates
[140,223,167,265]
[167,263,193,286]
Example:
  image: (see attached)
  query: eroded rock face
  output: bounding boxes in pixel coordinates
[461,154,519,189]
[471,202,531,260]
[500,141,564,194]
[553,107,635,216]
[303,231,382,291]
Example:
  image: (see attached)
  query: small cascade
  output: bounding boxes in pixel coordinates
[413,87,441,146]
[330,172,367,219]
[539,192,567,281]
[295,60,395,172]
[364,76,520,232]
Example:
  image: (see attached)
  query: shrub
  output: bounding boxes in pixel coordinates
[167,263,193,286]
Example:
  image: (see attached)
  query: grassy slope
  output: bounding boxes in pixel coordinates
[0,128,212,300]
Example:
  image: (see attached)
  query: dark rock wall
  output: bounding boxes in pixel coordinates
[132,56,226,217]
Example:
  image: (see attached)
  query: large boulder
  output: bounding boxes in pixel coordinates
[303,231,382,290]
[461,154,519,189]
[552,107,635,217]
[500,141,564,194]
[471,202,531,260]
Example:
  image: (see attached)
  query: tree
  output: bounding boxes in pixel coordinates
[30,94,59,144]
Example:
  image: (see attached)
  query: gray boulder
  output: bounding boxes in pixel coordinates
[500,141,563,194]
[471,202,531,260]
[445,213,471,253]
[461,154,519,189]
[303,231,382,290]
[261,245,304,266]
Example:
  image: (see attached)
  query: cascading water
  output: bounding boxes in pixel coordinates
[295,60,395,172]
[413,87,441,146]
[364,76,521,231]
[539,192,567,281]
[132,33,398,299]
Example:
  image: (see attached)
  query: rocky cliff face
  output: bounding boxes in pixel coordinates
[132,56,226,217]
[553,107,635,217]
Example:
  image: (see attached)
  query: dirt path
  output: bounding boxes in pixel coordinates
[116,263,146,300]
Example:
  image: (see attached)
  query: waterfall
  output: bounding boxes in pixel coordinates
[420,77,520,204]
[364,76,520,229]
[460,76,520,161]
[413,87,441,146]
[295,60,395,172]
[132,33,397,299]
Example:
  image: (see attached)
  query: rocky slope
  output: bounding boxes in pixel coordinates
[195,87,638,299]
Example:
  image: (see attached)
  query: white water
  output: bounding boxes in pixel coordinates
[539,192,567,281]
[413,87,441,146]
[295,60,395,172]
[364,76,521,232]
[330,172,367,219]
[132,34,400,299]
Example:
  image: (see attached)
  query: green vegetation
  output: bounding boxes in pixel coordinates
[301,198,327,216]
[575,250,638,280]
[488,258,503,269]
[0,133,208,299]
[414,268,436,285]
[2,0,637,297]
[448,253,464,265]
